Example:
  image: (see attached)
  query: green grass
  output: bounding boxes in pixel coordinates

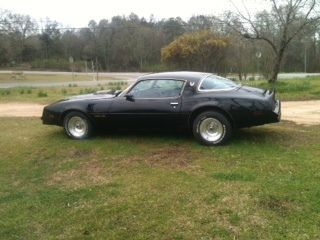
[0,118,320,239]
[0,82,128,104]
[239,76,320,101]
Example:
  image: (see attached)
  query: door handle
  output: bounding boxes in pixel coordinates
[170,102,179,106]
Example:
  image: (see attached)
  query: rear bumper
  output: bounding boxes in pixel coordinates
[265,89,281,123]
[273,99,281,121]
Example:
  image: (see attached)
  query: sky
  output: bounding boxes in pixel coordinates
[1,0,270,27]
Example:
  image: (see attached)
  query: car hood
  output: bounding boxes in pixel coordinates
[60,93,115,102]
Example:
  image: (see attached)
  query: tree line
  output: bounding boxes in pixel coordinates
[0,0,319,81]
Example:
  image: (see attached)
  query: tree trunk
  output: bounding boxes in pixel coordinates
[269,57,281,83]
[269,47,285,83]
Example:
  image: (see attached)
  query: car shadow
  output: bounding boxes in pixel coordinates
[94,128,194,142]
[47,125,286,146]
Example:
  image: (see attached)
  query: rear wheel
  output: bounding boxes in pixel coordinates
[193,111,232,145]
[63,112,93,139]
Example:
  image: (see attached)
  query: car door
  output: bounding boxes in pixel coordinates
[108,79,186,129]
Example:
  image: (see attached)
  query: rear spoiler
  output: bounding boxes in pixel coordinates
[263,88,276,101]
[263,89,275,95]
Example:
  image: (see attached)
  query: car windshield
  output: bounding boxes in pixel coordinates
[118,82,135,97]
[199,75,239,91]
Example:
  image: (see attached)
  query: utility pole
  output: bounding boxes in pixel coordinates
[256,51,262,80]
[91,60,94,81]
[96,57,99,81]
[304,44,307,73]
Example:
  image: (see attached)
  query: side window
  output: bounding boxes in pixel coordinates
[129,79,184,98]
[129,80,155,98]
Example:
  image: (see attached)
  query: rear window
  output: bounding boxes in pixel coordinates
[199,75,238,91]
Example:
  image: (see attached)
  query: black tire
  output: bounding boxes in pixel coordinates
[192,111,232,146]
[63,111,93,139]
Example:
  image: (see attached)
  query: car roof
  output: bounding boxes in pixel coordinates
[138,71,211,82]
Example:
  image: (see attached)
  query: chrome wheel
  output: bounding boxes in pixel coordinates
[67,116,88,138]
[199,118,224,142]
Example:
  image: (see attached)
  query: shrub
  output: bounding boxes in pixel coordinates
[38,91,48,97]
[0,89,11,95]
[79,88,97,94]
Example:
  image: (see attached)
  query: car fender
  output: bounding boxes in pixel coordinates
[188,101,235,128]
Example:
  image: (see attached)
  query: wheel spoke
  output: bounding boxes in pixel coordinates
[67,116,87,138]
[199,118,224,142]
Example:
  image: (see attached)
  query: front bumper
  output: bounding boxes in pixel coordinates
[41,107,61,125]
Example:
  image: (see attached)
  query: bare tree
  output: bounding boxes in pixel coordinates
[225,0,320,82]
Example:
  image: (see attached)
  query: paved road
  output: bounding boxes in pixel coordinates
[0,70,146,77]
[0,72,146,88]
[278,73,320,79]
[1,101,319,126]
[0,79,138,88]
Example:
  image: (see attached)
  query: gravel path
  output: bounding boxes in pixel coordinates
[0,101,319,125]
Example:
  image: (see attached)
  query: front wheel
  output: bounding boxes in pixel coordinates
[192,111,232,146]
[63,111,93,139]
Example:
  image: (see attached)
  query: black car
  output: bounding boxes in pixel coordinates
[42,72,281,145]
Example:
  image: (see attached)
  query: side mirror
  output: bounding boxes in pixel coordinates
[125,94,134,101]
[114,90,122,96]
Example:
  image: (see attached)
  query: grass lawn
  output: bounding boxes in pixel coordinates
[0,82,127,104]
[240,76,320,101]
[0,118,319,239]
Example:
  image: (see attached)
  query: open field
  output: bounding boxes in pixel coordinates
[0,118,319,239]
[0,82,128,104]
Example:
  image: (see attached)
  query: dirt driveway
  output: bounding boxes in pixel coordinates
[280,100,320,125]
[0,101,319,125]
[0,103,44,117]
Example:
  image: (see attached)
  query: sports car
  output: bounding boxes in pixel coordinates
[42,72,281,145]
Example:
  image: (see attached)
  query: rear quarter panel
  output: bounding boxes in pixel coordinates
[182,89,272,128]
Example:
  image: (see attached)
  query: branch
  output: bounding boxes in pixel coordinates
[227,0,278,53]
[286,15,320,44]
[271,0,286,25]
[243,33,278,53]
[286,0,318,44]
[216,14,279,54]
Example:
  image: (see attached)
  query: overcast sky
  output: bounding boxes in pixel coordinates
[1,0,270,27]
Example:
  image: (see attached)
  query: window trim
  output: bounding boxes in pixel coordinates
[126,78,187,99]
[197,74,238,92]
